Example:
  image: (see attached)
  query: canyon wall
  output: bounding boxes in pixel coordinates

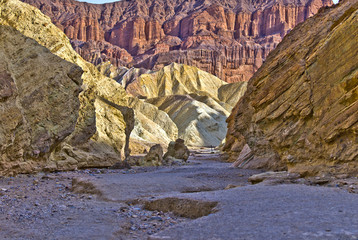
[0,0,249,175]
[0,0,135,173]
[225,0,358,176]
[0,25,83,176]
[22,0,333,82]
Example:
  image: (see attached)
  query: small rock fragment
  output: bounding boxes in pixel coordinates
[249,171,300,184]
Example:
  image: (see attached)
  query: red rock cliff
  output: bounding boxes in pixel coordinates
[22,0,333,82]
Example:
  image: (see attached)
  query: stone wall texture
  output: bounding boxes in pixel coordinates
[0,25,82,175]
[224,0,358,176]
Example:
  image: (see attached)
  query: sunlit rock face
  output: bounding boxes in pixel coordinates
[0,25,83,176]
[147,95,228,147]
[113,63,248,147]
[0,0,135,172]
[22,0,332,82]
[225,0,358,176]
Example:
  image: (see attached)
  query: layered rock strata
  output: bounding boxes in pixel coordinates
[0,0,246,174]
[22,0,333,82]
[225,0,358,176]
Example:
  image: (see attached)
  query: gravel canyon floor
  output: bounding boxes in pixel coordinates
[0,150,357,240]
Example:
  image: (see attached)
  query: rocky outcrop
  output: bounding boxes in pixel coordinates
[21,0,333,82]
[164,139,190,162]
[218,82,248,108]
[97,61,129,82]
[124,63,226,100]
[98,62,237,147]
[72,40,133,67]
[0,0,134,171]
[225,0,358,176]
[147,95,228,146]
[230,144,253,168]
[128,97,178,145]
[143,144,164,166]
[0,25,82,176]
[118,63,236,147]
[97,62,178,146]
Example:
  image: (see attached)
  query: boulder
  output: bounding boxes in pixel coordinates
[143,144,164,166]
[123,144,164,167]
[164,139,190,162]
[248,172,301,184]
[230,144,254,168]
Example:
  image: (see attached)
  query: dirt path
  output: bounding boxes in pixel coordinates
[0,149,357,239]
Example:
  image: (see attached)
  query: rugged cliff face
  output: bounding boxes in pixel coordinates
[0,0,135,172]
[0,25,83,176]
[21,0,332,82]
[225,0,358,176]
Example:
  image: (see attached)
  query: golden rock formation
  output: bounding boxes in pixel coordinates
[0,0,255,173]
[0,0,133,170]
[119,63,242,146]
[147,95,228,146]
[125,63,226,100]
[0,25,82,175]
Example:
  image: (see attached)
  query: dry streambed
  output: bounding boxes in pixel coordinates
[0,150,357,239]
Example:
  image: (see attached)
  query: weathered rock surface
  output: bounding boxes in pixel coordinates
[0,0,134,170]
[21,0,332,82]
[97,62,178,146]
[143,144,164,166]
[147,95,228,146]
[164,139,190,162]
[123,63,226,100]
[248,171,301,184]
[101,62,236,147]
[120,63,234,146]
[230,144,254,168]
[97,61,129,82]
[225,0,358,176]
[1,0,240,164]
[128,97,178,145]
[218,81,248,108]
[0,25,82,175]
[72,40,133,67]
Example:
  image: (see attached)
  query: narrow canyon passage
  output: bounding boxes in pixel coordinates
[0,0,357,239]
[1,150,357,239]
